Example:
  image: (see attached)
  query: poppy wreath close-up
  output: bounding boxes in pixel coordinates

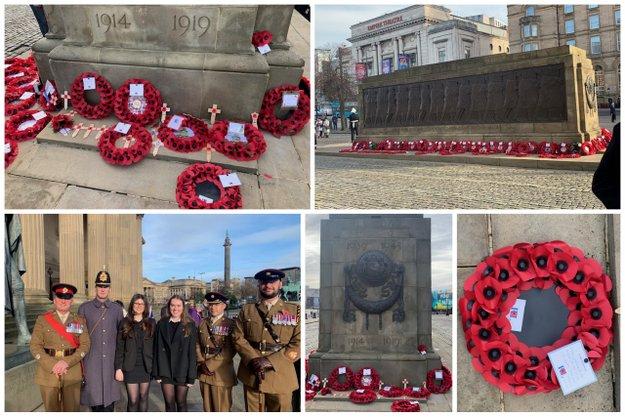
[459,241,613,395]
[51,114,74,132]
[7,75,39,94]
[378,385,404,398]
[5,109,51,142]
[5,137,19,169]
[208,120,267,161]
[305,389,317,401]
[348,389,378,404]
[5,86,37,116]
[113,78,163,125]
[258,84,311,138]
[404,385,431,399]
[175,163,243,210]
[391,400,421,412]
[425,366,452,394]
[326,365,355,391]
[251,30,273,47]
[70,71,115,119]
[158,114,210,153]
[354,367,381,390]
[97,123,152,166]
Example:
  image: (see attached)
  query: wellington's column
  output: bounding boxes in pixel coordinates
[223,231,232,288]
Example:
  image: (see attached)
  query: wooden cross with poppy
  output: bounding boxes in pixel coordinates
[61,90,71,110]
[208,104,221,125]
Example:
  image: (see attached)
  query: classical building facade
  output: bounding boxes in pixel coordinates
[348,5,508,77]
[18,214,144,306]
[508,4,620,104]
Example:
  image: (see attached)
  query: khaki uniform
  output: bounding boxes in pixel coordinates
[195,316,237,411]
[232,299,300,412]
[30,310,91,412]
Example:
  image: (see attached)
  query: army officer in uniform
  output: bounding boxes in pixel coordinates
[195,292,237,411]
[30,283,91,411]
[232,269,301,412]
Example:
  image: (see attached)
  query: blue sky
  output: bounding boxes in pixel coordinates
[305,214,452,290]
[142,214,300,282]
[315,4,509,48]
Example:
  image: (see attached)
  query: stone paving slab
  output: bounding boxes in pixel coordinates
[5,174,67,209]
[55,185,179,209]
[457,215,489,266]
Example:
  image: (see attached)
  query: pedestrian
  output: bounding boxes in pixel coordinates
[608,98,616,123]
[187,300,202,326]
[153,295,197,412]
[232,269,300,412]
[78,271,124,411]
[332,113,338,131]
[323,117,331,138]
[592,123,620,209]
[115,299,128,317]
[114,294,156,412]
[196,292,237,411]
[30,283,90,411]
[348,108,360,142]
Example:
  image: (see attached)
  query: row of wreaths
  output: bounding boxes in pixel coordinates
[304,363,451,411]
[341,128,613,158]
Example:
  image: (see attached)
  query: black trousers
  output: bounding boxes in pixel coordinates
[91,402,115,412]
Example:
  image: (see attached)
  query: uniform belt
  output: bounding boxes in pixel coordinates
[44,348,76,357]
[250,341,284,353]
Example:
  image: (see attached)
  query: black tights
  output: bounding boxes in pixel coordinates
[161,383,188,412]
[126,382,150,412]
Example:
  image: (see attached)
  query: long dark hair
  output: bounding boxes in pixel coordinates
[161,295,193,336]
[121,294,153,339]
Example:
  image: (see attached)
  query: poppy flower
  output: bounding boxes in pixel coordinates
[479,340,510,370]
[530,244,552,278]
[579,326,612,348]
[474,276,503,311]
[581,299,612,328]
[547,250,578,283]
[509,247,536,281]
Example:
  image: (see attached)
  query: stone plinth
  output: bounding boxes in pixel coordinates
[359,45,600,143]
[32,5,304,121]
[309,214,441,386]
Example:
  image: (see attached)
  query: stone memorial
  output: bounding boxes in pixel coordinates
[358,45,600,143]
[308,214,441,387]
[32,5,304,120]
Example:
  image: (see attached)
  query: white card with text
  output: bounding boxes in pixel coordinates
[114,122,132,134]
[258,44,271,55]
[363,368,371,376]
[32,111,47,121]
[198,195,214,204]
[225,122,247,142]
[218,173,242,188]
[435,370,443,380]
[338,367,346,375]
[5,143,11,154]
[45,80,56,95]
[129,83,144,97]
[507,298,526,332]
[547,340,597,395]
[19,92,35,100]
[282,92,299,109]
[167,115,184,131]
[82,77,96,91]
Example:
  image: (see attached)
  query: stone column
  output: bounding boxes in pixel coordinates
[356,47,362,62]
[393,37,399,70]
[376,42,383,75]
[20,215,49,304]
[373,43,379,75]
[398,36,404,54]
[59,215,86,301]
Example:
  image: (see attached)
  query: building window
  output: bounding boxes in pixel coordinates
[464,47,471,59]
[522,43,538,52]
[499,45,502,52]
[566,39,576,46]
[438,48,446,63]
[588,5,598,10]
[590,35,601,54]
[563,5,574,14]
[588,15,600,30]
[523,23,538,37]
[615,10,620,25]
[526,6,535,16]
[565,19,575,34]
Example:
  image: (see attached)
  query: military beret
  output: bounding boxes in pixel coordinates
[95,270,111,287]
[205,292,228,304]
[50,283,77,300]
[254,268,285,282]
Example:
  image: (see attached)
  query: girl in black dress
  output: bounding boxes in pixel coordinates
[114,294,155,412]
[153,295,197,412]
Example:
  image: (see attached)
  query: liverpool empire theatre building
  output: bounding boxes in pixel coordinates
[349,5,508,78]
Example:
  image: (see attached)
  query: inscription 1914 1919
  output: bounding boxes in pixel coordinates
[172,15,211,37]
[94,13,131,33]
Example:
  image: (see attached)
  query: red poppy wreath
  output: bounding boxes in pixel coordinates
[114,78,162,125]
[326,365,354,391]
[175,163,243,210]
[158,114,210,153]
[97,123,152,166]
[208,120,267,161]
[7,75,38,94]
[5,109,51,142]
[5,87,37,116]
[258,84,310,138]
[70,71,115,119]
[251,30,273,48]
[426,366,452,394]
[404,385,431,399]
[391,400,421,412]
[5,137,19,169]
[379,385,404,398]
[354,367,381,390]
[305,389,317,401]
[349,388,377,404]
[459,241,613,395]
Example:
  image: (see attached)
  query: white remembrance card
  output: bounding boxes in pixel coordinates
[356,389,364,394]
[547,340,598,395]
[114,122,132,134]
[198,195,214,204]
[83,77,96,91]
[19,92,35,100]
[45,80,56,95]
[363,368,371,376]
[10,72,24,78]
[338,367,346,375]
[435,370,443,380]
[218,173,242,188]
[412,387,420,392]
[225,122,247,142]
[129,83,144,97]
[32,111,47,121]
[282,92,299,109]
[5,143,11,154]
[506,298,526,332]
[257,44,271,55]
[309,374,319,383]
[167,115,184,131]
[384,386,391,392]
